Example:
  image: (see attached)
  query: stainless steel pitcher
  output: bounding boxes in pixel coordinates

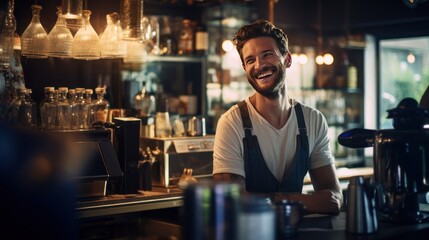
[346,176,378,234]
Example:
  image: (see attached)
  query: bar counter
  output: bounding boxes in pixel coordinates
[76,187,429,240]
[298,212,429,240]
[76,188,183,219]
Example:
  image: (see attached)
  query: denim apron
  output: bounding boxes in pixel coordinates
[237,100,310,193]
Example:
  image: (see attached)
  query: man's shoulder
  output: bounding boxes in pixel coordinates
[217,102,242,128]
[293,100,323,116]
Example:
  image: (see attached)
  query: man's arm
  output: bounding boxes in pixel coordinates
[213,164,343,214]
[273,164,343,214]
[213,173,246,190]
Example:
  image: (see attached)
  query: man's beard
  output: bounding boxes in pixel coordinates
[247,64,286,99]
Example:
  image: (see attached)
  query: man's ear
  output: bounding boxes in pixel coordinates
[285,52,292,68]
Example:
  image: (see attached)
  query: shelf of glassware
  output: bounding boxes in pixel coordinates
[291,87,365,167]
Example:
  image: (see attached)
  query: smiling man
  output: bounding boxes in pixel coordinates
[212,19,343,214]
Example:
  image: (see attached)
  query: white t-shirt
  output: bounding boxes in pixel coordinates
[213,97,334,181]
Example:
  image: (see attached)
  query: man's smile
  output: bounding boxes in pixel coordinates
[254,68,275,80]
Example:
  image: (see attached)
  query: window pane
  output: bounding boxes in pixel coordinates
[379,37,429,129]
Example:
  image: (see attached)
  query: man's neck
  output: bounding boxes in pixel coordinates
[250,93,292,129]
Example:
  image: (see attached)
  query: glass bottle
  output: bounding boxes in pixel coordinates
[0,0,16,69]
[0,70,16,123]
[25,88,38,127]
[21,4,48,59]
[40,86,57,129]
[67,88,78,129]
[53,89,59,129]
[11,34,26,89]
[48,7,73,58]
[134,82,155,117]
[155,97,172,137]
[92,87,110,124]
[84,88,93,128]
[159,16,176,55]
[194,22,208,56]
[178,19,194,55]
[72,10,100,60]
[141,16,160,55]
[100,12,126,59]
[11,88,36,127]
[74,87,87,129]
[57,87,71,130]
[10,88,27,126]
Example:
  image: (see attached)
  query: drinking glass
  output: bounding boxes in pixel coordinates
[123,39,147,63]
[120,0,144,40]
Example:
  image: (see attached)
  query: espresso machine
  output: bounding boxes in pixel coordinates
[140,135,215,189]
[339,98,429,223]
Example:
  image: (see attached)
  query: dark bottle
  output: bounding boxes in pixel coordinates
[194,23,208,56]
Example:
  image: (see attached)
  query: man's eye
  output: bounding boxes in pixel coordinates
[264,52,274,57]
[245,59,254,65]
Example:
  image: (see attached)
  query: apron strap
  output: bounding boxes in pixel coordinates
[238,100,254,149]
[294,102,309,150]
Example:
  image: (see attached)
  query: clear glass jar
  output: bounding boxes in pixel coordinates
[100,12,127,59]
[0,0,16,69]
[11,88,37,127]
[21,5,48,59]
[84,88,93,128]
[92,87,110,124]
[48,7,73,58]
[74,87,87,129]
[57,87,71,130]
[72,10,100,60]
[67,88,78,129]
[40,86,57,129]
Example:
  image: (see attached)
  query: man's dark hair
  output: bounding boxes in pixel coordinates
[233,19,289,64]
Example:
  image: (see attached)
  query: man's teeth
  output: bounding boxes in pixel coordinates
[257,70,273,79]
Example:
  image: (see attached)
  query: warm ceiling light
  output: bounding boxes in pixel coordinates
[298,53,308,64]
[323,53,334,65]
[222,40,234,52]
[407,52,416,64]
[315,55,324,65]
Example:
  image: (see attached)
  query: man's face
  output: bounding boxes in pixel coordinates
[241,37,291,98]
